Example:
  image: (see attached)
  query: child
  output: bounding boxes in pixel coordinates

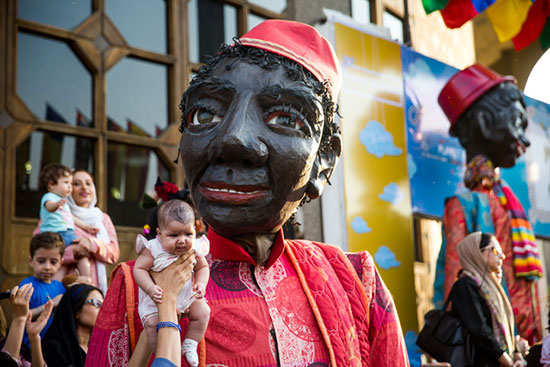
[38,163,97,280]
[18,232,66,348]
[133,200,210,367]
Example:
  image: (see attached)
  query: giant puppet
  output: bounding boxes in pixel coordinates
[434,64,543,343]
[86,20,409,367]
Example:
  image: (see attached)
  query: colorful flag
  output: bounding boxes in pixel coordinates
[512,0,550,50]
[422,0,550,51]
[486,0,532,42]
[439,0,478,28]
[422,0,450,13]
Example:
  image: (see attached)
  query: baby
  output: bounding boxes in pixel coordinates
[133,199,210,367]
[38,163,98,280]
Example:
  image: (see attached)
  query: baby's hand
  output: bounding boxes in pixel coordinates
[147,284,163,303]
[85,225,99,235]
[193,282,206,299]
[56,199,67,210]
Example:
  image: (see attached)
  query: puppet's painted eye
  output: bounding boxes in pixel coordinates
[264,105,306,132]
[188,108,222,126]
[265,112,304,130]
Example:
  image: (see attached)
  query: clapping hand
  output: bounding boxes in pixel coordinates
[26,300,53,338]
[9,284,33,320]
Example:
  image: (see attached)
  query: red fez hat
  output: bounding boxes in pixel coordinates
[240,19,341,101]
[438,63,516,134]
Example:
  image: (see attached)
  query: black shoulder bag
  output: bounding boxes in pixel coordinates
[416,289,475,367]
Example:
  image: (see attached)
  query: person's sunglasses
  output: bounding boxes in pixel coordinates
[85,298,103,308]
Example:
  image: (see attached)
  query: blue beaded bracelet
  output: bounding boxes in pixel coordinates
[156,321,181,333]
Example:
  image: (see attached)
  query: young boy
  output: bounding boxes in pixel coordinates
[19,232,66,347]
[134,200,210,367]
[38,163,97,279]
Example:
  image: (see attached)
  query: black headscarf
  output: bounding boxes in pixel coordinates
[42,284,102,367]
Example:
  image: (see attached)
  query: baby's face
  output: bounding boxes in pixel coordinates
[157,220,196,256]
[48,174,72,198]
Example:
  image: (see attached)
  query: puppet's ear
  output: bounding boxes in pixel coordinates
[475,110,494,142]
[454,109,490,153]
[305,134,342,200]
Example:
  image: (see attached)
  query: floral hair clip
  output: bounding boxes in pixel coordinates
[140,177,190,210]
[155,178,180,202]
[143,224,151,235]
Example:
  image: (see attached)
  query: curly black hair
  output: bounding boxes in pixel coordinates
[179,40,340,154]
[451,82,524,139]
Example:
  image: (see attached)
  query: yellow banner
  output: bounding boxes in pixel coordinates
[333,22,417,332]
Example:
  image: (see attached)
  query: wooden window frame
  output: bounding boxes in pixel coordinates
[0,0,287,279]
[6,0,185,224]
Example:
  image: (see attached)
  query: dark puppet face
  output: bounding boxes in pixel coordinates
[482,100,530,168]
[179,59,326,236]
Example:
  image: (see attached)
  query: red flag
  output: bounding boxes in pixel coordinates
[440,0,478,28]
[512,0,550,51]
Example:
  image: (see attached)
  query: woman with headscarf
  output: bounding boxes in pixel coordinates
[450,232,526,367]
[64,169,120,295]
[42,284,103,367]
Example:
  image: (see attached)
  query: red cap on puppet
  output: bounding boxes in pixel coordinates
[239,19,341,101]
[438,63,516,135]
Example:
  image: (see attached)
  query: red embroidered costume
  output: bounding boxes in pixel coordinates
[86,230,409,366]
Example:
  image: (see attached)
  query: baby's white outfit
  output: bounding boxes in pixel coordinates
[136,234,210,324]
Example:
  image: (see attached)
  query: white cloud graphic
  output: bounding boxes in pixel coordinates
[359,121,402,158]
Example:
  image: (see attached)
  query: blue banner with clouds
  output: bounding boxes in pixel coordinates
[401,47,465,217]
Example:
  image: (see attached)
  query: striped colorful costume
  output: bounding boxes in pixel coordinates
[434,155,542,343]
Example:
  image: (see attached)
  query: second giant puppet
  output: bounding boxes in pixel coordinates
[434,64,543,342]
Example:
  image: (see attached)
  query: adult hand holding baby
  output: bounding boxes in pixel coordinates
[71,237,91,259]
[128,252,197,367]
[151,250,197,302]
